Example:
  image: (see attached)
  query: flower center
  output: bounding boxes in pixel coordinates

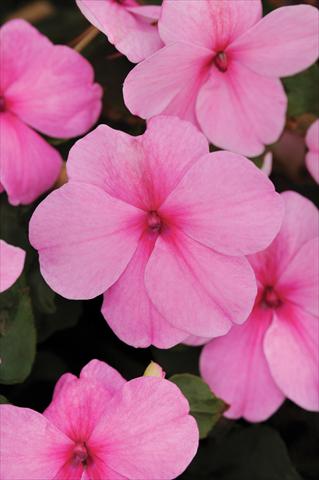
[262,286,282,309]
[71,443,89,467]
[0,96,6,112]
[147,211,162,233]
[213,51,228,72]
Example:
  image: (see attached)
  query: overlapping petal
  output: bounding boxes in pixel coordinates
[123,43,212,124]
[162,151,284,256]
[0,112,62,205]
[67,117,208,209]
[76,0,163,63]
[102,233,187,348]
[145,230,256,338]
[2,19,102,138]
[0,240,25,292]
[29,183,143,299]
[200,307,285,422]
[230,5,319,77]
[196,62,287,155]
[264,304,319,411]
[248,192,319,283]
[0,405,72,480]
[90,377,198,480]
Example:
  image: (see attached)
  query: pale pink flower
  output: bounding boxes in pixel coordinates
[76,0,163,63]
[200,192,319,422]
[29,116,283,348]
[0,240,25,293]
[124,0,319,156]
[0,359,198,479]
[0,19,102,206]
[305,119,319,183]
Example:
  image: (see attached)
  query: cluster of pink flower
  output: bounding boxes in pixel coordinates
[0,1,318,479]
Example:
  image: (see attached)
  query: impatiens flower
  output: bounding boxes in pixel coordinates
[0,359,198,479]
[305,119,319,183]
[0,240,25,293]
[76,0,163,63]
[124,0,319,156]
[0,19,102,205]
[29,116,284,348]
[200,192,319,422]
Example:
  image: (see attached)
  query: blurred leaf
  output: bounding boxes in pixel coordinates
[170,373,226,439]
[0,282,36,384]
[283,64,319,117]
[182,425,302,480]
[29,268,56,315]
[35,295,82,343]
[0,394,9,404]
[152,344,200,376]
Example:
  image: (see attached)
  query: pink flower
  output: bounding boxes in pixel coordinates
[200,192,319,422]
[0,19,102,206]
[76,0,163,63]
[0,240,25,293]
[29,116,283,348]
[124,0,319,156]
[305,119,319,183]
[0,359,198,479]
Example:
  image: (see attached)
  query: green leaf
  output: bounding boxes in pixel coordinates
[170,373,226,439]
[29,268,56,315]
[35,295,82,343]
[0,282,36,384]
[0,395,9,404]
[283,64,319,117]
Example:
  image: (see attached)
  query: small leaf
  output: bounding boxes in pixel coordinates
[0,282,36,384]
[170,373,226,439]
[0,395,9,404]
[283,64,319,117]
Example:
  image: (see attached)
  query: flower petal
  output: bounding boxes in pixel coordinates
[264,304,319,411]
[0,112,62,205]
[0,405,72,480]
[90,377,198,480]
[162,151,284,256]
[0,240,25,293]
[123,43,212,125]
[80,359,126,393]
[279,238,319,318]
[196,61,287,156]
[67,117,208,210]
[249,191,319,283]
[102,233,188,348]
[305,120,319,183]
[200,307,285,422]
[145,230,256,338]
[2,19,101,138]
[76,0,163,63]
[230,5,319,77]
[44,376,113,441]
[159,0,262,49]
[29,183,143,299]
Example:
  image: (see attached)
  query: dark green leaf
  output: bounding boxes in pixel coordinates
[29,269,56,315]
[0,282,36,384]
[283,64,319,117]
[0,394,9,404]
[35,295,82,343]
[170,373,226,439]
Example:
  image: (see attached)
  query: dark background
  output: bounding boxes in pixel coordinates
[0,1,318,479]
